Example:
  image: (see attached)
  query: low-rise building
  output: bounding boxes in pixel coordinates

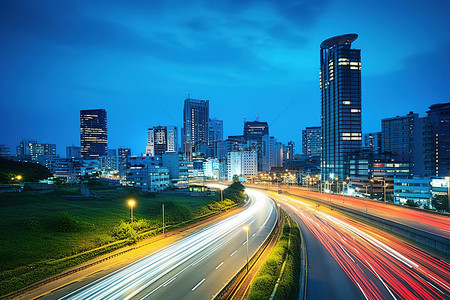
[394,177,432,208]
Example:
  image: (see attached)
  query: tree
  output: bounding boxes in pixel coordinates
[432,195,449,212]
[404,199,419,208]
[232,174,240,182]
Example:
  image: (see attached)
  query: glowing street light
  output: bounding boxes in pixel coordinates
[243,226,249,272]
[128,199,136,223]
[16,175,22,180]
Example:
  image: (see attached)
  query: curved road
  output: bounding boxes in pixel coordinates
[278,186,450,238]
[272,191,450,300]
[41,188,277,300]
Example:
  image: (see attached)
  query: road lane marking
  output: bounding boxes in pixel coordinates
[243,240,247,245]
[230,250,237,256]
[163,276,177,287]
[192,278,206,291]
[215,262,224,270]
[252,233,256,237]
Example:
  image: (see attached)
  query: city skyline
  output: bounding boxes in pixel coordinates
[1,0,450,156]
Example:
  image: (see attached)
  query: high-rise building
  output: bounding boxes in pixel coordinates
[320,34,362,180]
[244,120,269,141]
[244,119,269,171]
[80,109,107,158]
[363,132,382,154]
[302,126,322,156]
[381,112,424,176]
[287,141,295,160]
[208,118,223,144]
[183,98,209,161]
[66,145,81,159]
[423,102,450,177]
[146,126,178,156]
[118,147,131,181]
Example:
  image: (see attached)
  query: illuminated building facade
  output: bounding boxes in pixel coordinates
[320,34,362,180]
[80,109,107,158]
[183,98,209,161]
[302,126,322,156]
[146,126,178,156]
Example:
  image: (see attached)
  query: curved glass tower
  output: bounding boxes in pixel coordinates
[320,34,362,181]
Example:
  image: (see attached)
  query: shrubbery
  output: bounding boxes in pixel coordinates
[248,216,302,300]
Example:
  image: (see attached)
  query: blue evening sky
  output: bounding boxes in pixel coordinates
[1,0,449,156]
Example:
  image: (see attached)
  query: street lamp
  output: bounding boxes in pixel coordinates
[277,203,281,218]
[128,199,136,223]
[243,226,249,272]
[16,175,22,181]
[220,187,224,202]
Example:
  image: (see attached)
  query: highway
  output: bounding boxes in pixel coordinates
[260,185,449,238]
[271,191,450,300]
[41,189,277,300]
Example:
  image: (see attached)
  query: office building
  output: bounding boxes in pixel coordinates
[381,112,424,176]
[423,102,450,177]
[363,132,382,154]
[66,146,81,159]
[394,177,432,208]
[80,109,107,158]
[146,126,178,156]
[126,156,168,192]
[302,126,322,156]
[0,144,11,158]
[16,140,56,167]
[286,141,295,160]
[244,119,269,172]
[208,118,223,144]
[244,120,269,141]
[118,147,131,181]
[226,149,257,181]
[320,34,362,180]
[161,152,193,187]
[183,98,209,161]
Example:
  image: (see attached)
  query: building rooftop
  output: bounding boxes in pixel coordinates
[320,34,358,49]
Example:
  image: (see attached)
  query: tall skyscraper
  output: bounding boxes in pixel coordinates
[146,126,178,156]
[302,126,322,156]
[183,98,209,161]
[320,34,362,180]
[80,109,107,158]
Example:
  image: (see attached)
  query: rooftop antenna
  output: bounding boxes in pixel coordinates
[244,116,246,124]
[187,92,190,99]
[256,115,259,121]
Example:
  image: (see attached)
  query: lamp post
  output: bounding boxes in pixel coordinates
[128,199,135,223]
[363,185,370,196]
[277,203,281,219]
[243,226,249,272]
[220,187,224,202]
